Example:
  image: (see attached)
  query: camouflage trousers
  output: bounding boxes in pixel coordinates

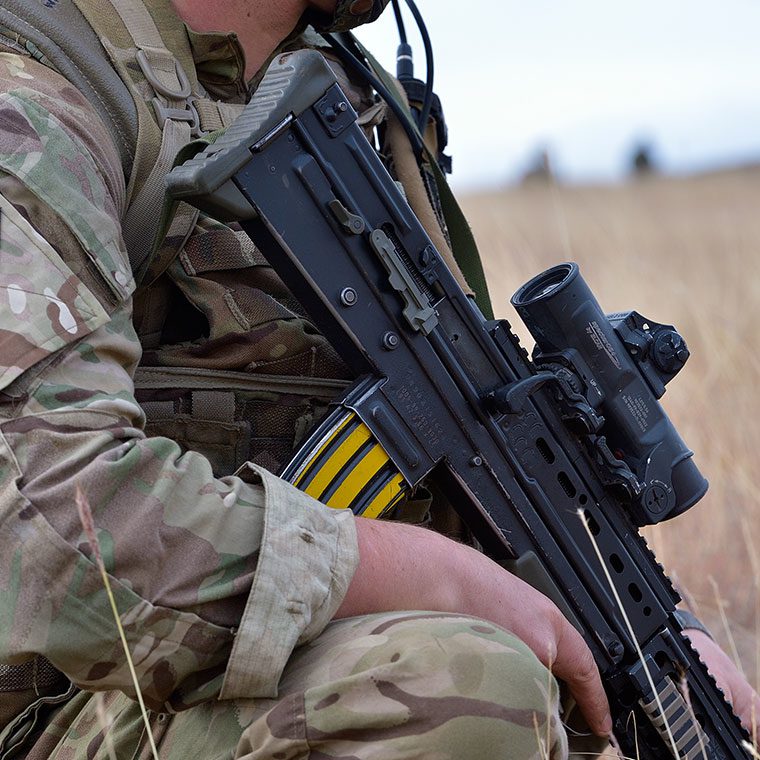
[3,612,609,759]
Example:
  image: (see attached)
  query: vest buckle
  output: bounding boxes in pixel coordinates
[136,49,206,138]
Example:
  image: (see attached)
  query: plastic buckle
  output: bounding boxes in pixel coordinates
[151,95,203,137]
[136,49,205,137]
[136,48,192,100]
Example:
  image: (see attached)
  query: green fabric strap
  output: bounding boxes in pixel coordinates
[352,37,494,320]
[136,131,222,287]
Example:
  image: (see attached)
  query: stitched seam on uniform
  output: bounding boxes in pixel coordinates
[2,408,136,426]
[301,517,342,629]
[178,248,196,276]
[0,93,132,298]
[223,290,251,331]
[0,428,23,478]
[0,192,112,315]
[0,7,132,154]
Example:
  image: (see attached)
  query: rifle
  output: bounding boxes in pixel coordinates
[167,49,751,760]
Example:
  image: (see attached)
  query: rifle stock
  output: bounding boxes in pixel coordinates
[167,49,750,760]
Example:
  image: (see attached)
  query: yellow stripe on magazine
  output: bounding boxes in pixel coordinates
[293,412,355,488]
[326,443,391,509]
[303,424,372,500]
[362,472,406,519]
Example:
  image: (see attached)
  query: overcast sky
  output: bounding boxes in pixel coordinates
[356,0,760,189]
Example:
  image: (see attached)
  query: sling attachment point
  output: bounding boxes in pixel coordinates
[136,48,204,138]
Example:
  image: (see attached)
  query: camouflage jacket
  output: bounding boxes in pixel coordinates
[0,17,359,714]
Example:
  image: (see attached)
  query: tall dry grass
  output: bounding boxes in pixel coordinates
[460,167,760,682]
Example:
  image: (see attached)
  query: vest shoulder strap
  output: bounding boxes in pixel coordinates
[0,0,242,277]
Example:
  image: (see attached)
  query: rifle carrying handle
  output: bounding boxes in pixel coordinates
[166,50,339,221]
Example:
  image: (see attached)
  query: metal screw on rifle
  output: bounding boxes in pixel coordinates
[469,455,483,467]
[653,330,689,374]
[644,482,669,514]
[340,288,358,307]
[325,101,348,122]
[382,332,400,350]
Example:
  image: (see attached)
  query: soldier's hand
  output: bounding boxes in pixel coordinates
[335,517,612,737]
[684,629,760,735]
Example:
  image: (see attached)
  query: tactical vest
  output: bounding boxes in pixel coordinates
[0,0,369,464]
[0,0,489,470]
[0,0,352,720]
[0,0,483,725]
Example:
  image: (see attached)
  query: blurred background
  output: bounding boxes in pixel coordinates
[359,0,760,688]
[358,0,760,189]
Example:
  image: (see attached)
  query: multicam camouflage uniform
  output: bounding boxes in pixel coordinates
[0,3,603,758]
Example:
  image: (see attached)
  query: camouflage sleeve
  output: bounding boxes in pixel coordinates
[0,53,359,710]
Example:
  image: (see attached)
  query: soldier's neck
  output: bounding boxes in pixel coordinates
[171,0,310,80]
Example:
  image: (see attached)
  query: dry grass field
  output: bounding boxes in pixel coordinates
[459,167,760,693]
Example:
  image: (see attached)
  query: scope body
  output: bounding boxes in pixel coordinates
[512,263,708,525]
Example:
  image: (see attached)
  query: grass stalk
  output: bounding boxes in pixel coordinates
[533,710,549,760]
[740,515,760,750]
[707,575,744,676]
[76,485,160,760]
[578,508,681,758]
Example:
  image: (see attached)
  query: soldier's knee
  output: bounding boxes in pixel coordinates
[377,612,552,698]
[395,614,567,758]
[303,612,568,759]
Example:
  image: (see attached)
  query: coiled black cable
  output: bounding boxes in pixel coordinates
[323,32,426,159]
[399,0,435,132]
[325,1,439,160]
[391,0,408,45]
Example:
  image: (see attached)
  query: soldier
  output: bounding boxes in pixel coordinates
[0,1,756,758]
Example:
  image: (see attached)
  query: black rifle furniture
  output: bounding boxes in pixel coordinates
[168,50,749,760]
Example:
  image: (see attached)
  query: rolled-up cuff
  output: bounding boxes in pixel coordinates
[220,464,358,700]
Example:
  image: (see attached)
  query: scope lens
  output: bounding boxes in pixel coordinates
[535,282,561,298]
[512,263,576,306]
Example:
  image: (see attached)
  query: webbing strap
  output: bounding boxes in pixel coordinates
[351,37,494,319]
[126,119,196,275]
[105,0,249,280]
[192,391,236,423]
[194,98,226,133]
[136,197,198,285]
[383,80,472,298]
[427,154,494,319]
[93,0,197,274]
[135,105,243,288]
[0,658,65,693]
[108,0,168,51]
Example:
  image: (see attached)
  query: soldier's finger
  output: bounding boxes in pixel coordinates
[552,619,612,737]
